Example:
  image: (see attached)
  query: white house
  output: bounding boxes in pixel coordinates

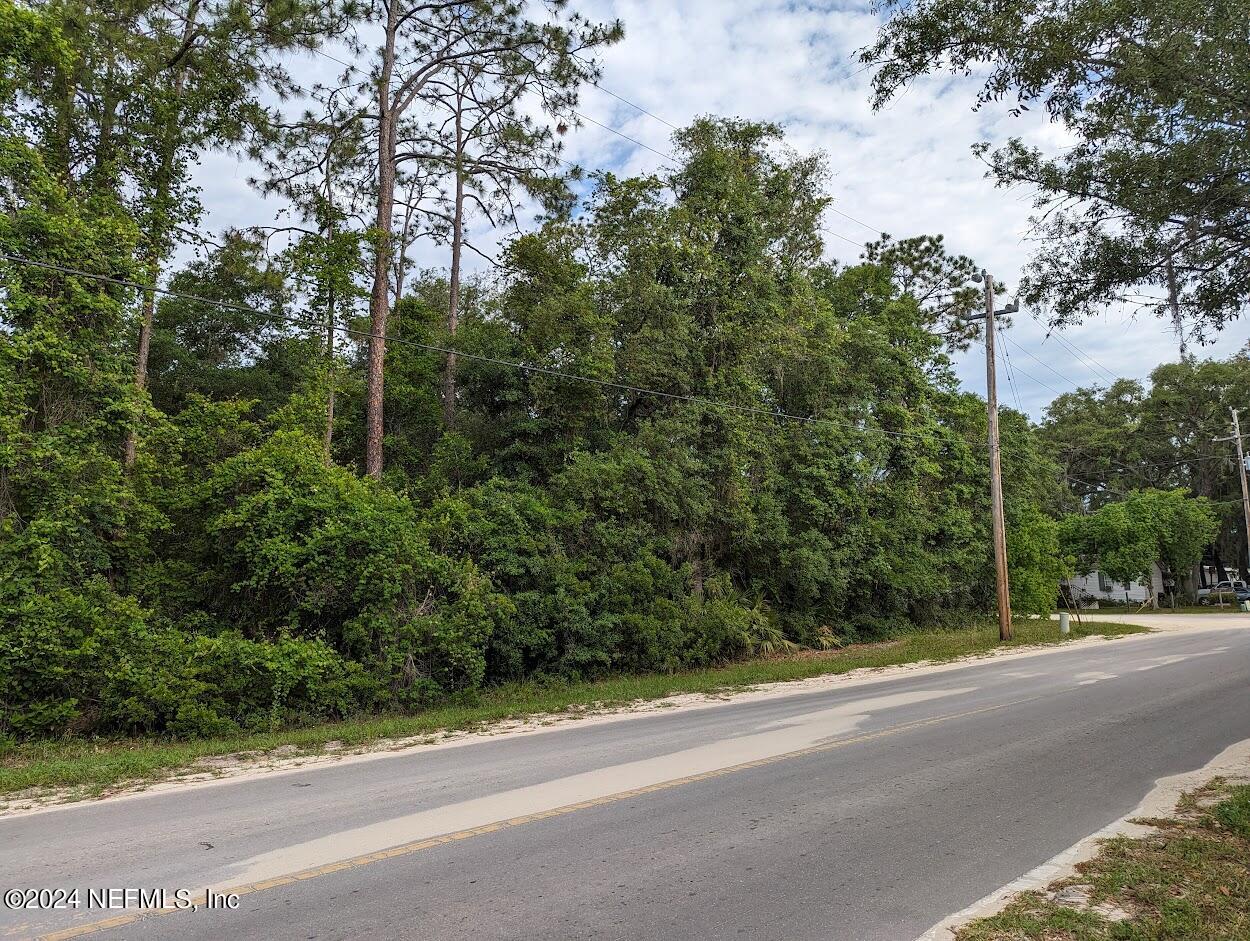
[1064,564,1166,605]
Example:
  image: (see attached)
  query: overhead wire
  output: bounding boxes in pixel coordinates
[568,109,677,166]
[996,339,1025,412]
[818,226,867,249]
[998,334,1065,399]
[999,330,1084,392]
[1023,309,1119,385]
[826,206,881,236]
[588,82,678,129]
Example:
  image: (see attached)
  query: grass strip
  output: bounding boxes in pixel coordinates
[957,773,1250,940]
[0,618,1146,802]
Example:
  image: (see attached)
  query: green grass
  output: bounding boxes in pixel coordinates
[0,618,1147,804]
[956,776,1250,940]
[1079,603,1247,615]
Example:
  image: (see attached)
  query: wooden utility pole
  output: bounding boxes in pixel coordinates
[980,270,1012,641]
[1230,409,1250,579]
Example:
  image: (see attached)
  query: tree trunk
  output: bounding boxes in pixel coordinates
[443,78,465,430]
[321,152,338,465]
[392,180,421,304]
[323,282,337,464]
[124,254,160,466]
[365,11,398,479]
[123,1,197,467]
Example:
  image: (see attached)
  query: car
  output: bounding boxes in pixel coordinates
[1197,579,1249,604]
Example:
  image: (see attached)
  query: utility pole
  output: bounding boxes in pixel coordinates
[970,270,1017,641]
[1226,409,1250,580]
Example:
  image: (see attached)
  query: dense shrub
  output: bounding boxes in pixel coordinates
[190,431,503,702]
[0,429,506,739]
[0,570,363,738]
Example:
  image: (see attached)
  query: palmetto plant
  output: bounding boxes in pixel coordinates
[729,592,798,657]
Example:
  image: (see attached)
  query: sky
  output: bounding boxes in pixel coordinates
[191,0,1249,420]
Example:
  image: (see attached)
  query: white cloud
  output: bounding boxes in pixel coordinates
[189,0,1250,418]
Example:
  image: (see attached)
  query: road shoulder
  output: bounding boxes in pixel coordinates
[918,736,1250,940]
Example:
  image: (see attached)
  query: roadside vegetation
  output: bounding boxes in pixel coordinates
[957,774,1250,941]
[0,619,1146,802]
[2,0,1241,760]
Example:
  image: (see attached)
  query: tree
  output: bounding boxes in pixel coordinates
[1060,489,1219,603]
[1039,352,1250,579]
[0,2,161,737]
[402,47,584,428]
[862,0,1250,339]
[1007,505,1072,615]
[1039,379,1148,508]
[862,233,1000,349]
[255,89,372,461]
[355,0,620,478]
[146,230,297,416]
[106,0,342,466]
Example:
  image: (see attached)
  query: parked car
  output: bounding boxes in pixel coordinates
[1197,580,1249,604]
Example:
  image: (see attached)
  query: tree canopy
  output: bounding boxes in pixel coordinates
[1060,489,1219,597]
[863,0,1250,339]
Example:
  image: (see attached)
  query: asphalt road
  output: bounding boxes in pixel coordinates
[4,623,1250,941]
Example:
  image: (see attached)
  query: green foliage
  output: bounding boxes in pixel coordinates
[190,431,503,701]
[1039,354,1250,580]
[1060,489,1220,591]
[0,577,358,739]
[862,0,1250,337]
[147,230,300,415]
[1,90,1109,742]
[1007,505,1072,615]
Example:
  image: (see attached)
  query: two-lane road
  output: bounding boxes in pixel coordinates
[3,623,1249,940]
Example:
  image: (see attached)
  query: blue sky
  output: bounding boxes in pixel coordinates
[190,0,1249,419]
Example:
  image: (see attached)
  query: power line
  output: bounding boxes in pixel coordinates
[818,226,866,250]
[1000,331,1082,392]
[307,44,360,74]
[1,251,957,444]
[1066,476,1126,497]
[998,334,1065,399]
[569,110,677,166]
[1024,309,1119,384]
[809,191,1124,394]
[827,206,880,236]
[589,83,679,130]
[997,340,1025,412]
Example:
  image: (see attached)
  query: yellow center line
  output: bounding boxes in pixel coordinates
[35,695,1037,941]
